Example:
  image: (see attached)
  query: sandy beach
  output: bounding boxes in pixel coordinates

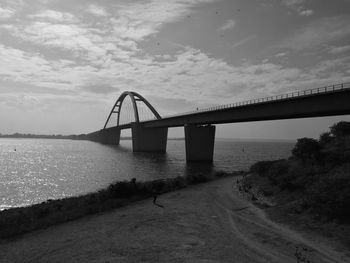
[0,177,349,263]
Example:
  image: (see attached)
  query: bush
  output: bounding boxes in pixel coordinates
[308,164,350,220]
[248,121,350,221]
[319,132,333,146]
[107,181,137,198]
[330,121,350,137]
[292,138,320,162]
[264,160,289,182]
[321,136,350,166]
[249,160,284,176]
[283,161,321,191]
[186,173,210,184]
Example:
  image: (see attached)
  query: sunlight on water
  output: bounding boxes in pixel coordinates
[0,138,294,210]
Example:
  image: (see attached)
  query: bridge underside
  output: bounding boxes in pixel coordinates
[88,87,350,162]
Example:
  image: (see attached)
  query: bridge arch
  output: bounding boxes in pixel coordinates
[103,91,161,129]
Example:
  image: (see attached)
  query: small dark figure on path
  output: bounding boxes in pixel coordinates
[131,178,137,188]
[152,180,165,208]
[131,178,137,194]
[152,192,164,208]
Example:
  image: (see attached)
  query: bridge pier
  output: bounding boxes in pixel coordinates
[99,129,121,145]
[185,124,216,162]
[131,123,168,152]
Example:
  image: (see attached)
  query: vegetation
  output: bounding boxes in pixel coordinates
[0,133,88,140]
[249,121,350,221]
[0,170,244,239]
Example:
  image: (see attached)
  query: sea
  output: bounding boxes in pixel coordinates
[0,138,294,210]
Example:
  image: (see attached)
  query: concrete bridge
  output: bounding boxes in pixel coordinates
[87,82,350,162]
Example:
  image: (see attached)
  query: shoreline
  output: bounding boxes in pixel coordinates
[0,171,245,239]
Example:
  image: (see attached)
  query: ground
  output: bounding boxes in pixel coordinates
[0,177,349,263]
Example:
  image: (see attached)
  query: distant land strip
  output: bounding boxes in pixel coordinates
[0,133,184,140]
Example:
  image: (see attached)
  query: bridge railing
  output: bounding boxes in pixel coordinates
[155,82,350,120]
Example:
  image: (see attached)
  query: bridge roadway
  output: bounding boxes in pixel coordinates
[89,82,350,162]
[106,83,350,130]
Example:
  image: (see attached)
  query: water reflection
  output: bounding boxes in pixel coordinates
[0,138,293,209]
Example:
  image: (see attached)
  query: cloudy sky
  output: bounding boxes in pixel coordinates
[0,0,350,139]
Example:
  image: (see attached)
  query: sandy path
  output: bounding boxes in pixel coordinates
[0,177,348,263]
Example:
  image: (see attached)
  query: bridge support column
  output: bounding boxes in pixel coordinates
[99,129,120,145]
[131,123,168,152]
[185,124,215,162]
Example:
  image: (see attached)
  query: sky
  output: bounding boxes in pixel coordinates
[0,0,350,139]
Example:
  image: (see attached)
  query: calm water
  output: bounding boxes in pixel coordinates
[0,138,294,210]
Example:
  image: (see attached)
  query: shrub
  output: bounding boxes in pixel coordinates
[171,176,187,189]
[292,137,320,162]
[284,161,321,191]
[249,160,284,176]
[107,181,137,198]
[319,132,333,146]
[248,121,350,221]
[307,164,350,220]
[322,136,350,166]
[186,173,210,184]
[264,160,289,184]
[330,121,350,137]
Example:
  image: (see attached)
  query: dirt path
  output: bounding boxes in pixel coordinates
[0,177,349,263]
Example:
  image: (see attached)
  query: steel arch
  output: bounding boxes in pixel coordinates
[103,91,161,129]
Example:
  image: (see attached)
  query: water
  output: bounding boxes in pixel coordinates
[0,138,294,210]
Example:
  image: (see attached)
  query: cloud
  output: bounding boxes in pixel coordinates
[0,6,14,19]
[29,10,78,23]
[5,21,130,66]
[2,0,216,67]
[0,43,52,81]
[280,0,314,16]
[278,16,350,51]
[0,43,105,92]
[22,22,89,45]
[109,0,216,41]
[329,45,350,54]
[281,0,305,6]
[2,36,349,113]
[80,84,118,94]
[147,96,196,114]
[1,0,349,121]
[231,35,256,49]
[299,9,313,16]
[0,95,41,111]
[86,4,108,17]
[219,19,236,31]
[309,57,350,78]
[275,52,287,57]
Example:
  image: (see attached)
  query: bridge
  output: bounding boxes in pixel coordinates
[87,82,350,162]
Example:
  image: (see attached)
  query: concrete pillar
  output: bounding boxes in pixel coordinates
[100,129,120,145]
[185,124,216,162]
[131,123,168,152]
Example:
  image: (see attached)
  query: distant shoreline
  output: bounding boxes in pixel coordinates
[0,134,295,142]
[0,134,185,141]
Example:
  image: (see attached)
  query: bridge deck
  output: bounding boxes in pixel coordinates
[104,82,350,131]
